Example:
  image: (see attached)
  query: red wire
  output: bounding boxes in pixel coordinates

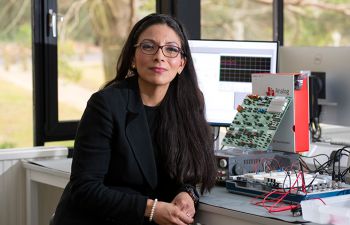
[251,171,305,213]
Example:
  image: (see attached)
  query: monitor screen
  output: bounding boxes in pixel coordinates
[279,46,350,127]
[189,40,279,126]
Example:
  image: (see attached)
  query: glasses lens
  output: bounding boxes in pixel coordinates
[163,45,181,58]
[140,42,156,54]
[137,42,182,58]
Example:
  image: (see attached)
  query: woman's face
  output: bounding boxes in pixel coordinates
[134,24,186,89]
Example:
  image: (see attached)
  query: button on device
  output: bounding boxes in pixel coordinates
[219,158,228,168]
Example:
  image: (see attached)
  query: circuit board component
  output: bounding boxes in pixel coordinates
[222,95,291,150]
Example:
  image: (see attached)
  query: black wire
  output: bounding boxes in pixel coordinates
[310,118,322,142]
[299,161,306,191]
[313,158,322,171]
[300,153,329,160]
[329,147,350,181]
[341,166,350,180]
[315,160,331,174]
[298,157,312,173]
[340,149,350,181]
[332,149,339,180]
[282,171,291,193]
[337,148,350,181]
[305,174,318,192]
[299,154,330,174]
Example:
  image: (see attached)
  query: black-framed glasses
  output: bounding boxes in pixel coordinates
[134,42,184,58]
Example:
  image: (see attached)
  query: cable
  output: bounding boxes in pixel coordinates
[299,154,331,175]
[251,171,304,213]
[310,117,322,142]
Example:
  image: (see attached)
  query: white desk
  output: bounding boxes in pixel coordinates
[22,159,71,225]
[196,187,318,225]
[23,158,319,225]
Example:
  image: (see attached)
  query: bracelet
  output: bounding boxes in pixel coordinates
[180,184,199,206]
[149,198,158,222]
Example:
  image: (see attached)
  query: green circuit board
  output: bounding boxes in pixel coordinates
[222,95,292,151]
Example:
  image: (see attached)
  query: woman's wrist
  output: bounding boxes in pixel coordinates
[144,199,154,217]
[149,198,158,222]
[179,184,200,206]
[144,198,158,222]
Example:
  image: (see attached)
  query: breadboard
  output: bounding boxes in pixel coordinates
[222,95,292,151]
[239,171,329,189]
[226,172,350,203]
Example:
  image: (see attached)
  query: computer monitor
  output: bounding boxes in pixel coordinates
[279,46,350,127]
[189,40,279,126]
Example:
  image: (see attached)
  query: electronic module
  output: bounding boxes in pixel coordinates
[222,95,291,151]
[226,171,350,203]
[214,148,299,183]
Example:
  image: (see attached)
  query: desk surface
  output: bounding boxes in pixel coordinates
[199,186,307,224]
[22,158,316,225]
[23,159,326,224]
[23,158,72,173]
[320,124,350,145]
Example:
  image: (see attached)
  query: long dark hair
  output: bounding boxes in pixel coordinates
[106,13,216,194]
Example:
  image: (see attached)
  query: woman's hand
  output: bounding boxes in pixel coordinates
[153,201,194,225]
[171,192,196,218]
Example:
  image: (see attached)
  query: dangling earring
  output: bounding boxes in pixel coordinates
[127,64,136,78]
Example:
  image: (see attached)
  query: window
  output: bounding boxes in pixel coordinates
[201,0,273,41]
[0,1,32,148]
[33,0,156,145]
[284,0,350,46]
[24,0,350,146]
[57,0,155,121]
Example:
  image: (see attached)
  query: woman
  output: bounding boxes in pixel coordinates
[52,13,216,225]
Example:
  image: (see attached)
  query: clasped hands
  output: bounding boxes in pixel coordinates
[152,192,196,225]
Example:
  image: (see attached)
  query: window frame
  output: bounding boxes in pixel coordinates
[33,0,78,146]
[32,0,282,146]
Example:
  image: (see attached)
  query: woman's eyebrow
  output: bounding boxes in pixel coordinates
[140,39,180,46]
[165,41,180,46]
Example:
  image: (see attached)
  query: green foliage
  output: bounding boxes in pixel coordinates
[139,0,155,11]
[13,23,31,44]
[0,142,16,149]
[0,0,31,41]
[324,0,349,3]
[0,23,31,45]
[58,40,82,82]
[60,4,97,43]
[58,59,82,82]
[201,0,350,46]
[284,2,350,46]
[58,40,76,57]
[0,79,33,147]
[201,0,272,41]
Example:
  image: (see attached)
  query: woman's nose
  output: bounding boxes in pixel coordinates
[153,48,166,61]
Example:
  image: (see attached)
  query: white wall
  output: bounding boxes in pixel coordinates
[0,146,68,225]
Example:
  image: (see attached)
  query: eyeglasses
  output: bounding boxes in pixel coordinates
[134,42,184,58]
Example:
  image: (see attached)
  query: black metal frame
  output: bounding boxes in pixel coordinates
[273,0,284,45]
[33,0,283,146]
[33,0,78,146]
[157,0,200,39]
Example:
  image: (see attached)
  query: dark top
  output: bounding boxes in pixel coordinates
[52,76,182,225]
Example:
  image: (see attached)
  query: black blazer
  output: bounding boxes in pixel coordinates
[52,76,176,225]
